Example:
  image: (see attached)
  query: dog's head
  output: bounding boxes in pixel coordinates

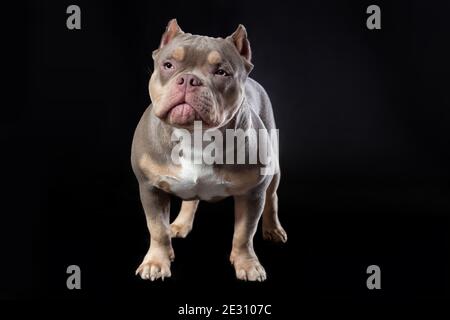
[149,19,253,129]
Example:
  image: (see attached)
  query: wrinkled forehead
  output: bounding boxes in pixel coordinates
[156,34,242,68]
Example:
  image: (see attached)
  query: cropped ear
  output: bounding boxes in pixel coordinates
[227,24,252,62]
[159,18,184,49]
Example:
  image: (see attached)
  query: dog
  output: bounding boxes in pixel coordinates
[131,19,286,282]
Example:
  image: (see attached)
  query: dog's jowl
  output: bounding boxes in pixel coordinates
[131,19,287,282]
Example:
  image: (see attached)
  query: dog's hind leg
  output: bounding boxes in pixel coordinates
[262,173,287,243]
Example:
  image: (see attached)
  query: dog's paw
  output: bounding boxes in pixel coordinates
[263,224,287,243]
[230,251,267,282]
[232,258,267,282]
[136,260,171,281]
[136,246,174,281]
[170,222,192,238]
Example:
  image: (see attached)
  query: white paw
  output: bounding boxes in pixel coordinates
[136,260,171,281]
[231,254,267,282]
[136,246,174,281]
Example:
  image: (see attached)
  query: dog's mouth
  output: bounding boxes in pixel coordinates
[167,102,197,125]
[164,100,213,127]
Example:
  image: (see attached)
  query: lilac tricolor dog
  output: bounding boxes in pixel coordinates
[131,19,286,281]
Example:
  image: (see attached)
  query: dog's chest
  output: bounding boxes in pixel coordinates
[140,146,261,201]
[161,157,230,201]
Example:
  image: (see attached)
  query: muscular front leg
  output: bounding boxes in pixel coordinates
[135,183,174,281]
[231,192,267,282]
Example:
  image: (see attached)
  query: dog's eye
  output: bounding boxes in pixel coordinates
[163,62,174,70]
[214,69,229,77]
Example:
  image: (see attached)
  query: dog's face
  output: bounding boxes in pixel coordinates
[149,19,253,129]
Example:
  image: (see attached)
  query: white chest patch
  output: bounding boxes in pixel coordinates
[160,147,230,201]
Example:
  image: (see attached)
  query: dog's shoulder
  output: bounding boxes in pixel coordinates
[244,78,276,131]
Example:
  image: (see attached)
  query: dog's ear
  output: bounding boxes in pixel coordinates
[159,19,184,48]
[227,24,252,62]
[227,24,253,72]
[153,19,184,59]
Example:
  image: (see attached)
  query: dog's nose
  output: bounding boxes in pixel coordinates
[176,74,203,89]
[187,74,203,87]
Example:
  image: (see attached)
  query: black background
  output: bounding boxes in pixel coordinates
[1,0,449,309]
